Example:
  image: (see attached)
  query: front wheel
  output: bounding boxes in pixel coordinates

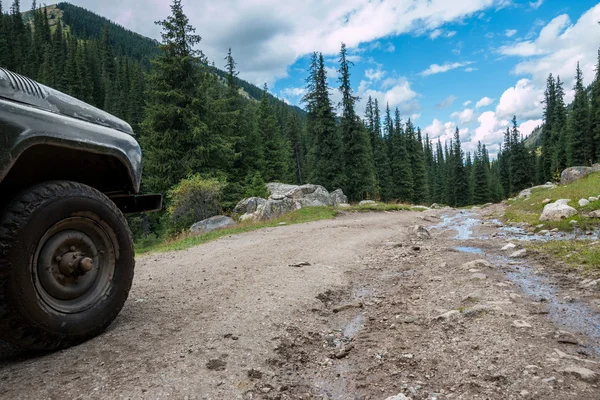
[0,181,135,350]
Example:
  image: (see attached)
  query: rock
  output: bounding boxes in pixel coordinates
[502,243,517,251]
[285,184,334,206]
[206,358,227,371]
[589,210,600,218]
[463,304,497,317]
[540,200,578,222]
[233,197,267,215]
[483,202,493,208]
[412,225,431,240]
[542,376,556,384]
[470,272,487,280]
[542,198,552,204]
[568,220,578,225]
[359,200,377,206]
[430,203,441,209]
[330,189,348,205]
[589,196,599,202]
[561,365,598,382]
[513,320,532,328]
[337,203,351,208]
[462,289,484,302]
[518,188,532,199]
[384,394,409,400]
[557,331,580,345]
[461,259,492,269]
[539,229,550,234]
[579,198,590,207]
[509,249,527,258]
[266,182,300,197]
[560,165,600,185]
[257,198,297,220]
[435,310,460,321]
[239,213,257,222]
[554,199,571,205]
[190,215,236,234]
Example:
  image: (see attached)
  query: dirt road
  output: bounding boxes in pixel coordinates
[1,207,599,399]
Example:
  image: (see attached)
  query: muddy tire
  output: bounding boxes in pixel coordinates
[0,181,135,350]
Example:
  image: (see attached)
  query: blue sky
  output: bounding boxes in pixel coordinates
[19,0,600,155]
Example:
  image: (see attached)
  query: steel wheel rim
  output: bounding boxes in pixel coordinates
[33,216,116,314]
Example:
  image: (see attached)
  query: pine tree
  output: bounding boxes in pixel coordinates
[285,111,305,184]
[540,74,555,183]
[433,139,445,204]
[592,50,600,162]
[259,84,291,182]
[224,47,239,97]
[303,53,345,190]
[510,116,531,192]
[568,62,591,165]
[452,128,469,206]
[0,1,7,69]
[465,151,474,205]
[388,106,413,202]
[410,125,428,204]
[473,142,491,204]
[337,43,376,200]
[551,76,567,175]
[369,99,393,200]
[499,127,512,195]
[140,0,211,194]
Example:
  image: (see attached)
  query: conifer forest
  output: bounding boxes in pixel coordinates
[2,0,600,237]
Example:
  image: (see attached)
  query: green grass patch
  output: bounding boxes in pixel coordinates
[135,206,338,255]
[526,240,600,272]
[505,172,600,231]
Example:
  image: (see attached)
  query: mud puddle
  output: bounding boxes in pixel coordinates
[433,211,600,355]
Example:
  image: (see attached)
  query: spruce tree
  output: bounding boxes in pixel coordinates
[509,116,531,191]
[568,62,591,165]
[540,74,555,183]
[388,106,413,202]
[370,99,393,200]
[410,126,428,204]
[551,76,567,175]
[592,50,600,162]
[302,53,345,190]
[285,111,305,184]
[473,142,491,204]
[452,128,469,207]
[337,43,376,200]
[140,0,211,194]
[258,84,291,182]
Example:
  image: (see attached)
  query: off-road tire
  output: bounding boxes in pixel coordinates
[0,181,135,350]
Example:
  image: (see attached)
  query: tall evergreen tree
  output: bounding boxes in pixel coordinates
[389,106,413,201]
[259,84,291,182]
[452,128,469,207]
[539,73,555,183]
[410,125,428,204]
[568,62,591,165]
[551,76,568,175]
[473,142,491,204]
[592,50,600,162]
[337,42,376,200]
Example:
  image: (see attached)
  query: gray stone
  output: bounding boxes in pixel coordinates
[470,272,487,280]
[435,310,460,321]
[190,215,236,234]
[462,289,484,302]
[239,213,257,222]
[257,198,298,221]
[462,259,492,269]
[589,196,599,202]
[579,198,590,207]
[557,331,579,345]
[513,320,532,328]
[501,243,517,251]
[540,200,578,222]
[284,184,334,206]
[337,203,351,208]
[518,188,532,199]
[542,198,552,204]
[561,365,597,382]
[233,197,267,215]
[358,200,377,206]
[266,182,300,197]
[330,189,348,205]
[430,203,441,209]
[539,229,550,234]
[510,249,527,258]
[589,210,600,218]
[384,394,409,400]
[463,304,497,317]
[560,165,600,185]
[412,225,432,240]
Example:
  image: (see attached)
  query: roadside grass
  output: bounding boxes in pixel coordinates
[135,207,338,255]
[134,201,424,255]
[526,240,600,273]
[504,172,600,231]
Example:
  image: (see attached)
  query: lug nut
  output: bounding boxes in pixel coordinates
[80,257,94,273]
[69,246,76,252]
[55,256,62,262]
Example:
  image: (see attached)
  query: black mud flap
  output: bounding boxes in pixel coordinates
[110,194,163,214]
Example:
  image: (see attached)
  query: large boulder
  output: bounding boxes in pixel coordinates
[540,200,578,222]
[331,189,348,205]
[257,198,298,220]
[284,184,334,206]
[518,183,556,199]
[233,197,267,215]
[266,182,301,197]
[190,215,236,234]
[561,165,600,185]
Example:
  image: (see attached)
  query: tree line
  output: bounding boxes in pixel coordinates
[2,0,599,231]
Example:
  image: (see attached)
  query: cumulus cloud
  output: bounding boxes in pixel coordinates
[505,29,517,37]
[498,5,600,88]
[529,0,544,9]
[280,87,307,98]
[436,95,457,109]
[495,79,543,120]
[365,68,386,81]
[420,61,473,76]
[423,119,469,144]
[463,100,472,106]
[475,96,494,108]
[22,0,509,85]
[451,108,476,124]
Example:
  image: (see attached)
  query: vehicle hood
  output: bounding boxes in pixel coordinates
[0,67,134,135]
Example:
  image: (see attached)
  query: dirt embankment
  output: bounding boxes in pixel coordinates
[1,206,599,399]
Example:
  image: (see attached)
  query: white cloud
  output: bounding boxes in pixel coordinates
[475,96,494,108]
[499,5,600,88]
[529,0,544,10]
[355,76,420,118]
[495,79,543,120]
[429,29,443,39]
[463,100,472,106]
[520,119,543,138]
[365,68,386,81]
[420,61,473,76]
[446,31,457,38]
[505,29,517,37]
[423,119,469,144]
[280,87,307,98]
[436,95,457,109]
[464,67,478,72]
[385,43,396,53]
[451,108,476,124]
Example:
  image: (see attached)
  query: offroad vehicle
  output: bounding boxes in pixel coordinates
[0,68,162,350]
